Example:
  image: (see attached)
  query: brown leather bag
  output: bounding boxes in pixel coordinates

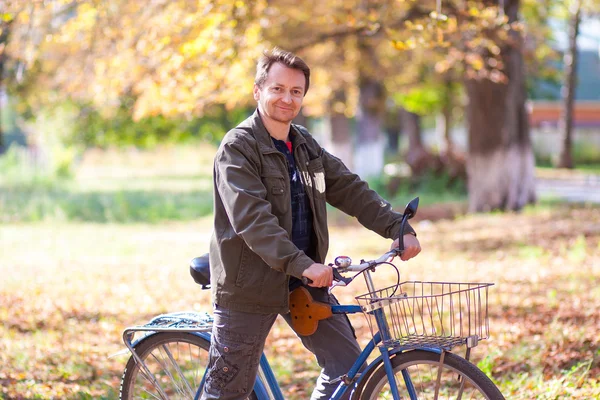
[289,287,332,336]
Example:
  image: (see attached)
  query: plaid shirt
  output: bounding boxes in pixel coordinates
[272,137,314,290]
[271,137,314,256]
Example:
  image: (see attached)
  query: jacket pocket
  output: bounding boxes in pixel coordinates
[261,172,289,215]
[235,246,253,288]
[235,246,269,288]
[307,158,326,196]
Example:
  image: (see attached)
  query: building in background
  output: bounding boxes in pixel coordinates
[529,18,600,164]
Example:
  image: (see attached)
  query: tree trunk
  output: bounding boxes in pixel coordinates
[557,0,581,169]
[327,112,353,170]
[293,108,309,127]
[438,78,454,154]
[353,38,386,178]
[464,0,536,212]
[355,75,386,178]
[401,108,440,176]
[384,107,401,155]
[0,87,3,153]
[0,21,11,153]
[437,79,467,181]
[319,89,354,169]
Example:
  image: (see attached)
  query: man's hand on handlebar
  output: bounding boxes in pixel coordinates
[302,263,333,288]
[392,234,422,261]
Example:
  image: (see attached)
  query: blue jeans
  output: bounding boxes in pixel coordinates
[201,287,362,400]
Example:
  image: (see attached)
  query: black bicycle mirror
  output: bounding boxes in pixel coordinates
[403,197,419,219]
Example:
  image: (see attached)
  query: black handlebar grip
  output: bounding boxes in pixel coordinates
[301,269,352,287]
[333,268,352,285]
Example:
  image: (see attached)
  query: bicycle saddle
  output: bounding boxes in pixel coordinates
[289,287,332,336]
[189,254,211,289]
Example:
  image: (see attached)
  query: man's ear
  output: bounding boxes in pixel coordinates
[253,84,260,101]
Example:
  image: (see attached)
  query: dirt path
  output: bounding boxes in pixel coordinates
[536,169,600,203]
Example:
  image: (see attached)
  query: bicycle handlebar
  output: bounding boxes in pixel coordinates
[301,196,419,288]
[338,250,400,273]
[300,249,401,287]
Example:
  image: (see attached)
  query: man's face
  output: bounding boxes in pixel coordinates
[253,62,305,124]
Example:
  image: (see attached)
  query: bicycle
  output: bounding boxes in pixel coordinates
[117,197,505,399]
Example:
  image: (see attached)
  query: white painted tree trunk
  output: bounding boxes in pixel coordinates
[355,77,386,179]
[354,138,385,178]
[321,112,354,170]
[465,0,536,212]
[467,145,536,211]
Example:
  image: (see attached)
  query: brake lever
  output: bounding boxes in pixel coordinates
[390,248,403,261]
[332,267,352,285]
[301,266,352,288]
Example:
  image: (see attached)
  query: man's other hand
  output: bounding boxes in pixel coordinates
[302,263,333,288]
[391,234,422,261]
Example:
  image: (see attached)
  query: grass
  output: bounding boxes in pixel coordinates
[0,184,214,223]
[575,164,600,174]
[0,144,470,224]
[368,168,469,208]
[0,145,215,223]
[1,146,599,399]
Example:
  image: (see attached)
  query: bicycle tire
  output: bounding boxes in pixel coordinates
[120,332,259,400]
[358,350,504,400]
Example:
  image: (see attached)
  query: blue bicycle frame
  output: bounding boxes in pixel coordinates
[188,303,439,400]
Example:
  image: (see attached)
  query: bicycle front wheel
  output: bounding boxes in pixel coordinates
[360,350,504,400]
[120,332,260,400]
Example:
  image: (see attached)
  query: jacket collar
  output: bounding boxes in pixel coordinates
[249,109,307,153]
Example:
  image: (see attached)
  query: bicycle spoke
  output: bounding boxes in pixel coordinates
[120,328,256,400]
[131,340,202,400]
[136,351,171,400]
[433,351,446,400]
[161,343,196,398]
[457,374,467,400]
[362,351,502,400]
[188,342,201,389]
[136,388,164,400]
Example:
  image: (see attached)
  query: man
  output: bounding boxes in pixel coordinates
[203,48,421,400]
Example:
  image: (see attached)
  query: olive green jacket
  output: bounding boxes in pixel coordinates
[209,110,414,314]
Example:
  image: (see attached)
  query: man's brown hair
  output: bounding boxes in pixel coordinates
[254,48,310,95]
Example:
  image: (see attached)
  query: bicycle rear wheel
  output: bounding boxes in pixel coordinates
[359,350,504,400]
[120,332,259,400]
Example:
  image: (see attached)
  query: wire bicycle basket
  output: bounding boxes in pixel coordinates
[355,281,493,351]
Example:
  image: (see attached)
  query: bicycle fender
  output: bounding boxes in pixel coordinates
[125,332,210,350]
[130,331,212,349]
[120,310,214,352]
[115,329,212,360]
